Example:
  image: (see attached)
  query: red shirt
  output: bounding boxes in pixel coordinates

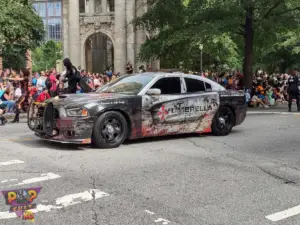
[49,74,57,92]
[29,87,38,97]
[36,92,50,102]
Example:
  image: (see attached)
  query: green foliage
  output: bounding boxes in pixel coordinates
[134,0,300,86]
[256,29,300,72]
[32,40,62,72]
[2,44,27,69]
[0,0,45,50]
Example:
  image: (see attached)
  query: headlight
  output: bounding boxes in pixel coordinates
[66,108,89,117]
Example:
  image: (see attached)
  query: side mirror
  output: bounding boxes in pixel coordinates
[147,88,161,95]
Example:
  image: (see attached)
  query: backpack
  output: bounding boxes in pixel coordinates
[45,78,52,89]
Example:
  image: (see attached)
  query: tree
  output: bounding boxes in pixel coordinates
[256,29,300,72]
[32,40,63,72]
[2,44,27,69]
[0,0,45,69]
[134,0,300,88]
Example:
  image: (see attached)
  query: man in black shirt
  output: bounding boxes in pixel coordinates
[63,58,82,94]
[287,70,300,112]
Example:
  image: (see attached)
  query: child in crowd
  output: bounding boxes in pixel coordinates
[36,88,51,102]
[266,87,275,106]
[56,82,65,96]
[29,85,38,102]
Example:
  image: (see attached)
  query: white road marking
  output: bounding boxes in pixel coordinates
[145,210,155,215]
[0,179,18,183]
[0,189,109,220]
[266,204,300,221]
[155,218,171,224]
[8,173,61,187]
[0,160,24,166]
[145,210,171,224]
[248,111,300,115]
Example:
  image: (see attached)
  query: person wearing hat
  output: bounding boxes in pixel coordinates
[287,70,300,112]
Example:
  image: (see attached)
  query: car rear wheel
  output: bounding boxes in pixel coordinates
[92,111,128,148]
[211,106,234,136]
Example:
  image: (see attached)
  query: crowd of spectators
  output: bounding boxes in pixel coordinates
[198,69,293,108]
[0,64,297,126]
[0,67,122,125]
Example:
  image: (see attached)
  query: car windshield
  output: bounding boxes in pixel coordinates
[97,74,155,95]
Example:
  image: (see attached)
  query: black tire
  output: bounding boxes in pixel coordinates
[211,106,235,136]
[92,111,128,148]
[27,102,35,131]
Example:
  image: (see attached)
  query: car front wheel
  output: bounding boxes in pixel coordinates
[211,106,235,136]
[92,111,128,148]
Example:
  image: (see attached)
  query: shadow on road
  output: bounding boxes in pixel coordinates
[123,129,241,146]
[13,130,242,150]
[13,138,87,151]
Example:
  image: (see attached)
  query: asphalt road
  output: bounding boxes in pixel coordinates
[0,113,300,225]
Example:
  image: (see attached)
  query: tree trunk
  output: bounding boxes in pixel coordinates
[26,49,32,78]
[243,6,254,89]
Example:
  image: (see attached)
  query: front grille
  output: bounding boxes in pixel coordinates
[43,103,55,136]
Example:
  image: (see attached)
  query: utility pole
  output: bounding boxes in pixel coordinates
[199,44,203,75]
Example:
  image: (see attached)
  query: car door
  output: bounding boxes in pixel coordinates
[141,76,187,137]
[180,77,220,133]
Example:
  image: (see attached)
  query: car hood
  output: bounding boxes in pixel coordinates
[45,93,130,109]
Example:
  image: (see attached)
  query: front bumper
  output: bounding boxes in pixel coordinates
[34,117,95,144]
[235,105,247,126]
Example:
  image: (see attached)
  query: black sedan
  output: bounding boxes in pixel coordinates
[28,72,247,148]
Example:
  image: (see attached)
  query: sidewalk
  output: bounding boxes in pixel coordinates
[247,104,288,112]
[5,113,27,120]
[247,104,300,114]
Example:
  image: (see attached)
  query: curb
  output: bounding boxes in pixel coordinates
[4,113,27,120]
[247,111,300,115]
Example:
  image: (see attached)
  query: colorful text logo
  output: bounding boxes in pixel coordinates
[1,187,42,222]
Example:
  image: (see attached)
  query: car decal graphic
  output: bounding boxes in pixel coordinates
[141,92,220,137]
[157,105,168,121]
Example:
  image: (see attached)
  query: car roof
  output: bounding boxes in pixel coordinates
[133,72,225,90]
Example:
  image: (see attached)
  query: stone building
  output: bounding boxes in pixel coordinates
[62,0,160,74]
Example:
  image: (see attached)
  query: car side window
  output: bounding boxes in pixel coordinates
[205,82,212,91]
[184,78,206,93]
[151,77,181,94]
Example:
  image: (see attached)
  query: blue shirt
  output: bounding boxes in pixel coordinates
[32,78,37,86]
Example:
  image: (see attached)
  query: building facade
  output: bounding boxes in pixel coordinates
[33,0,63,41]
[62,0,160,74]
